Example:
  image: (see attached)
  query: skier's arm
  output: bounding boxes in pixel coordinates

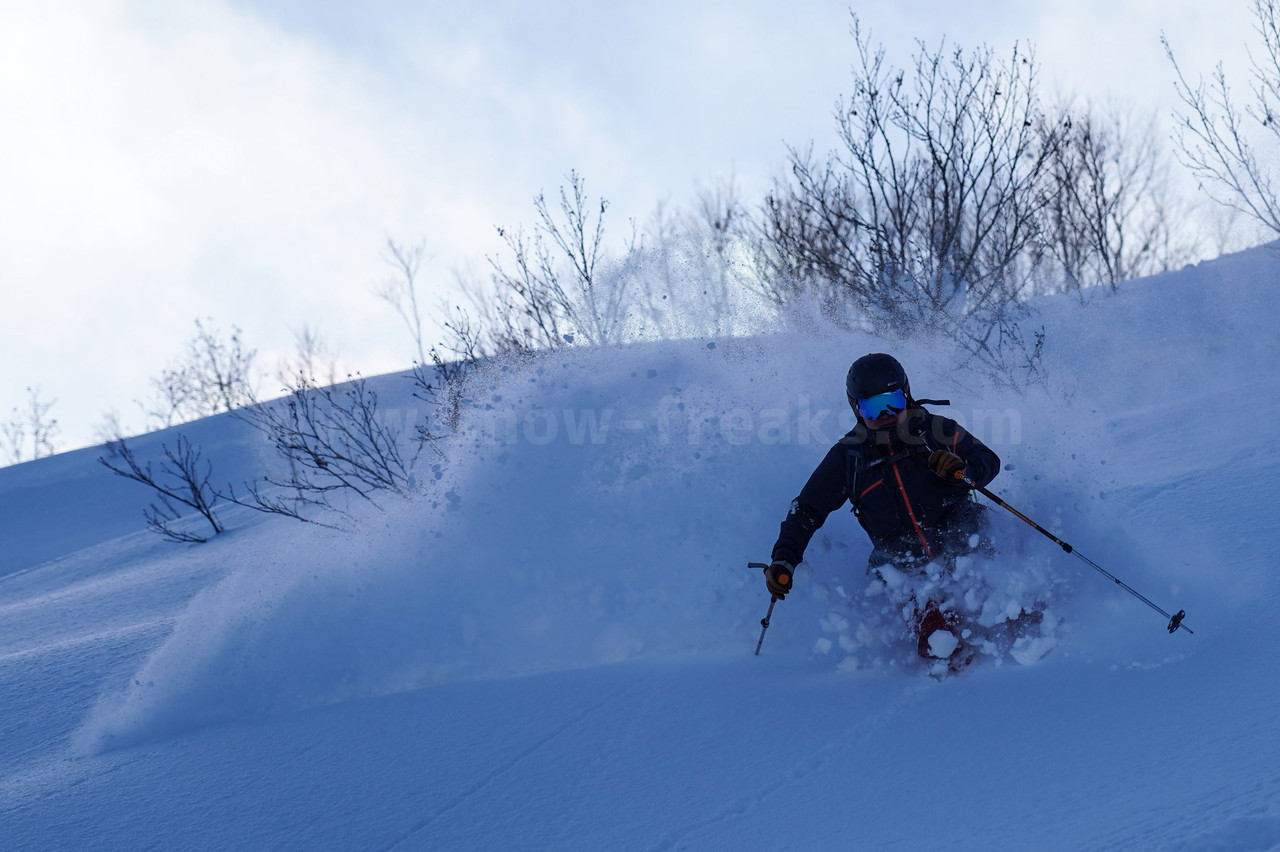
[771,442,849,567]
[946,421,1000,488]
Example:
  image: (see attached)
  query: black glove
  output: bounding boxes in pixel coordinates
[764,560,794,599]
[928,449,966,481]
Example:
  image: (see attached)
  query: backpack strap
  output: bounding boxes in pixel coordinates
[841,438,864,519]
[913,411,940,456]
[843,441,920,517]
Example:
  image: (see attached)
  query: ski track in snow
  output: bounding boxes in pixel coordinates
[648,680,935,852]
[1081,738,1280,852]
[1170,808,1280,852]
[379,673,656,852]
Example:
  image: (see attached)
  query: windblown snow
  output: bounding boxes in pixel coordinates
[1,246,1278,850]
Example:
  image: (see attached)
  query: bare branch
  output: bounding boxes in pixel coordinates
[142,319,258,428]
[275,324,342,392]
[379,238,430,366]
[484,170,626,351]
[99,435,225,542]
[2,386,60,464]
[1165,3,1280,236]
[760,16,1055,384]
[233,375,412,512]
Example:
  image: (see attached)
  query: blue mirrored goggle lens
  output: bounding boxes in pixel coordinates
[856,388,907,420]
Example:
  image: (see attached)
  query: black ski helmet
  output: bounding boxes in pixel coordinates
[846,353,910,407]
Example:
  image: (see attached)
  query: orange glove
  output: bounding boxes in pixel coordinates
[928,449,965,481]
[764,561,794,599]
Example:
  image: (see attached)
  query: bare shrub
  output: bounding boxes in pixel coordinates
[143,318,258,428]
[275,324,342,391]
[233,374,413,518]
[761,18,1056,383]
[92,410,131,448]
[410,302,486,442]
[1038,102,1193,292]
[485,170,629,351]
[623,178,768,341]
[2,386,60,465]
[99,435,224,543]
[1165,0,1280,238]
[378,238,431,366]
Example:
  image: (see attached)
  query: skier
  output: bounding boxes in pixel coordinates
[763,353,1002,666]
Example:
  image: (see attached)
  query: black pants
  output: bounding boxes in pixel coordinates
[865,502,991,577]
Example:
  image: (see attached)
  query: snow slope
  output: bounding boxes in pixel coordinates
[2,246,1279,850]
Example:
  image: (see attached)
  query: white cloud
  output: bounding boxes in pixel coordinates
[0,0,621,447]
[1,1,405,439]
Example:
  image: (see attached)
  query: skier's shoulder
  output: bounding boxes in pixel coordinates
[915,407,964,438]
[836,424,868,451]
[798,431,860,498]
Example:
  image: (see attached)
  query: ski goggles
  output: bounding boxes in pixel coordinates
[854,388,907,420]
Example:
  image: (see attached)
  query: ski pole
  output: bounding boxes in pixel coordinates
[958,474,1192,635]
[748,562,778,655]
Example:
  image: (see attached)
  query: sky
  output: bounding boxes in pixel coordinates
[0,0,1260,452]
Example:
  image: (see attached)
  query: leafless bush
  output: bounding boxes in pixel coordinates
[143,318,258,428]
[92,410,129,449]
[1038,103,1192,292]
[378,238,431,366]
[275,324,342,391]
[676,176,756,334]
[379,236,483,439]
[1165,0,1280,238]
[99,435,224,543]
[410,301,486,442]
[234,374,413,516]
[454,171,768,356]
[485,170,629,351]
[218,477,336,527]
[686,176,752,317]
[623,179,768,340]
[761,19,1056,382]
[2,386,60,465]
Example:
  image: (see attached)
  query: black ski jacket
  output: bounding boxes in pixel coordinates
[771,408,1000,567]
